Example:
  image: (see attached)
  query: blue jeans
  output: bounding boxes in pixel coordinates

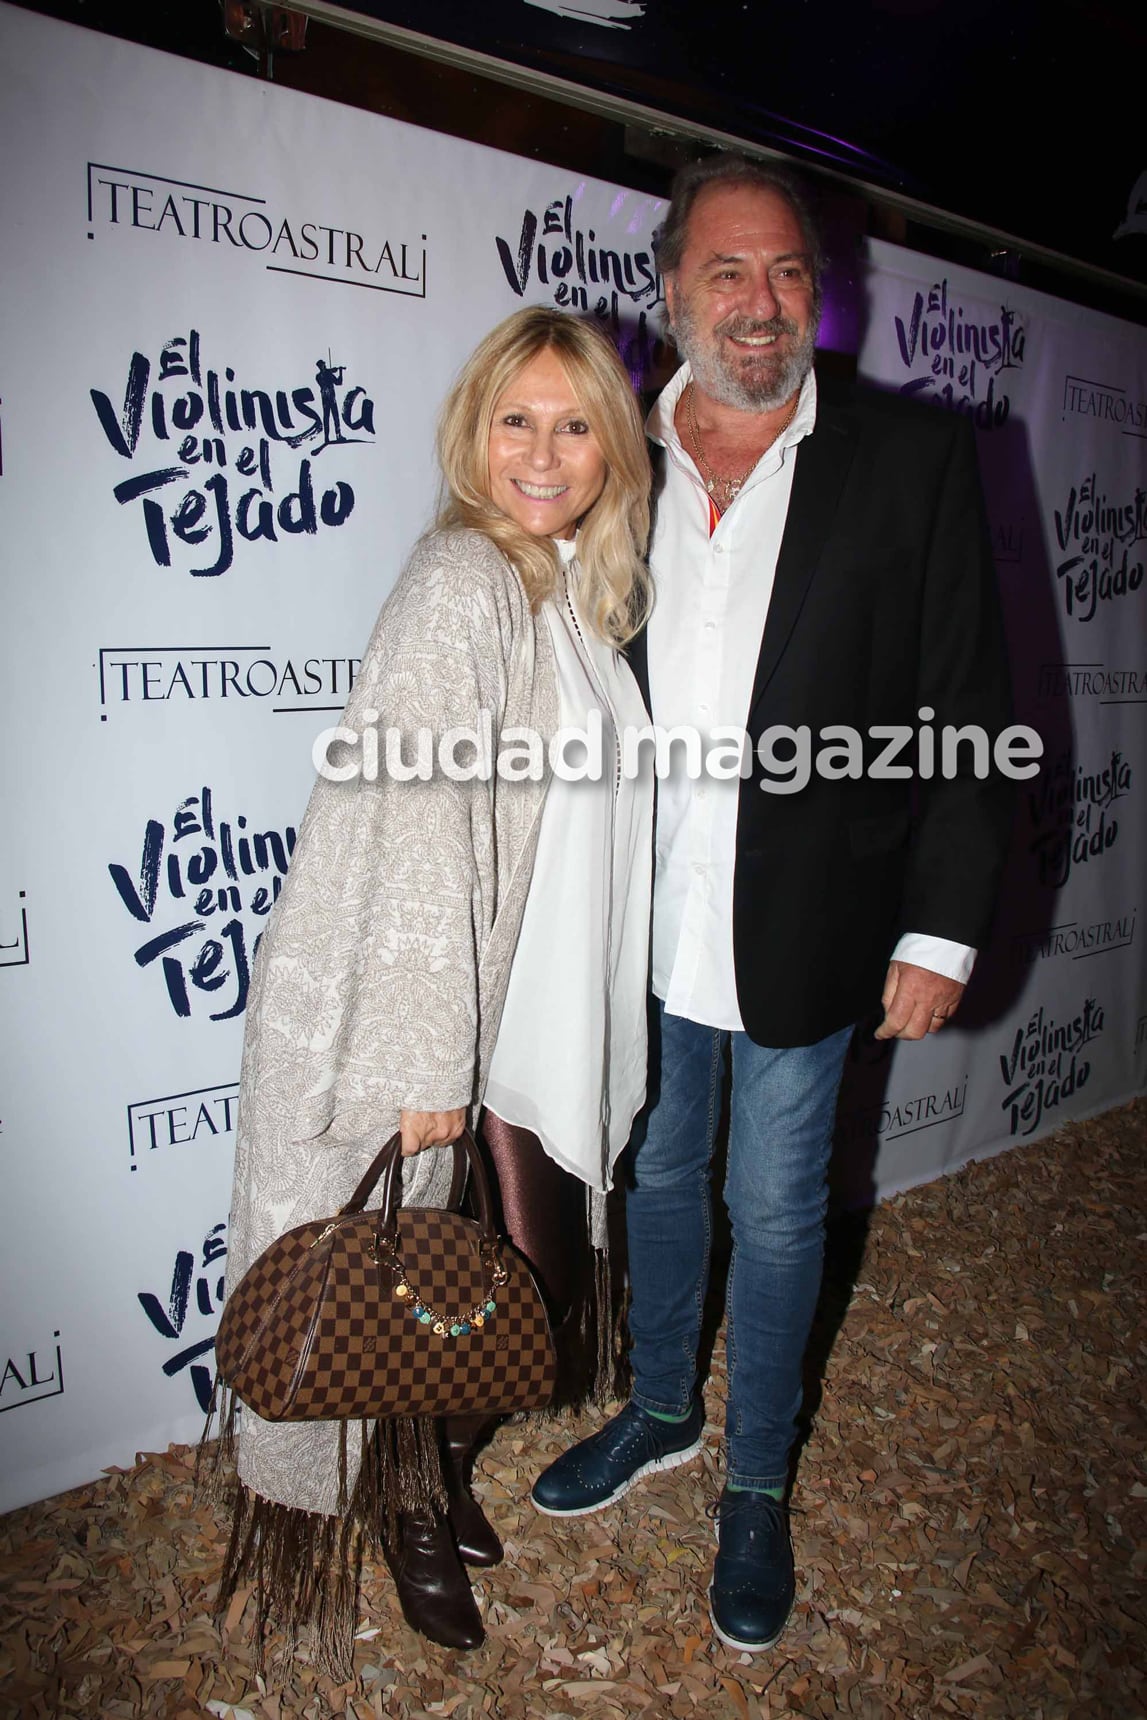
[626,1000,852,1492]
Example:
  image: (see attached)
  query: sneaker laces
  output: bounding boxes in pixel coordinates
[596,1403,664,1456]
[707,1493,798,1527]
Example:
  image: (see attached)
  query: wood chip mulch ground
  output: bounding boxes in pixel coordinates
[2,1100,1144,1720]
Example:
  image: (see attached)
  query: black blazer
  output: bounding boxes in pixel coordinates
[630,373,1013,1048]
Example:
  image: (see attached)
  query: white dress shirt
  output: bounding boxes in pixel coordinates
[645,364,975,1033]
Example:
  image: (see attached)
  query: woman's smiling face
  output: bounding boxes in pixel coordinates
[487,347,607,540]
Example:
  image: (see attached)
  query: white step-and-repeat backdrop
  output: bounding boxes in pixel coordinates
[834,243,1146,1201]
[1,3,1144,1510]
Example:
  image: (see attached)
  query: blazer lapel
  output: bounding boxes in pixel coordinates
[625,624,651,714]
[624,436,663,717]
[746,399,858,724]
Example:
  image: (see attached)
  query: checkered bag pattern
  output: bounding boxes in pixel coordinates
[216,1204,557,1422]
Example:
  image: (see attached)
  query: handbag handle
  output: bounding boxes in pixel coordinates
[341,1128,498,1247]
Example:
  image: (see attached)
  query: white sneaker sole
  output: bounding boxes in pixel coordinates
[708,1586,792,1654]
[530,1437,703,1518]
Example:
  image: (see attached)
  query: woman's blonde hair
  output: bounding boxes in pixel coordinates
[437,307,651,647]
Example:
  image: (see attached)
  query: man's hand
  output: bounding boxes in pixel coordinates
[875,961,964,1041]
[399,1107,467,1156]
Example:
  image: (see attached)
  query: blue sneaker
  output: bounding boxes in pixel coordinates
[530,1400,704,1517]
[709,1488,795,1653]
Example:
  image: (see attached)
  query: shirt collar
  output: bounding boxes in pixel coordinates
[646,362,818,466]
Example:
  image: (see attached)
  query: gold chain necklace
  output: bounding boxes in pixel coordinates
[684,381,800,513]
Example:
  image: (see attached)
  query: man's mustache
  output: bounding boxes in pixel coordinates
[715,315,800,343]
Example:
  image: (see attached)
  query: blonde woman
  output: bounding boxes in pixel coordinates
[218,307,653,1666]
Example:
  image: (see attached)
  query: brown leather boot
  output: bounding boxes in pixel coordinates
[442,1414,503,1567]
[386,1509,485,1650]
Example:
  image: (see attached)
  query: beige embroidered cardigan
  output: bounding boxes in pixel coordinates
[225,528,558,1517]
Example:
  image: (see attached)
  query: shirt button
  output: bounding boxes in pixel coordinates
[714,544,725,555]
[704,621,716,632]
[693,863,704,876]
[698,703,710,716]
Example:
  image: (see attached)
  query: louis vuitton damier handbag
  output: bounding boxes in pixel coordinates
[214,1129,556,1422]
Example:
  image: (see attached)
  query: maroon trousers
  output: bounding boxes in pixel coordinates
[478,1112,587,1326]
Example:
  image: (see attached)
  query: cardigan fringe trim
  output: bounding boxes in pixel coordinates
[542,1221,628,1414]
[199,1386,447,1678]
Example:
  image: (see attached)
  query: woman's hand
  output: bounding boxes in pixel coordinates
[399,1107,467,1157]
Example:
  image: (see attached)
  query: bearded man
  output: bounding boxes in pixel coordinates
[531,155,1014,1653]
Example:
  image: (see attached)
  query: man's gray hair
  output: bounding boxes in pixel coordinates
[654,154,825,303]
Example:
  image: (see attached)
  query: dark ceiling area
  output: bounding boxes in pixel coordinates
[13,0,1147,324]
[318,0,1145,292]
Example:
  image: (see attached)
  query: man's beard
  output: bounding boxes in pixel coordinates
[671,299,819,412]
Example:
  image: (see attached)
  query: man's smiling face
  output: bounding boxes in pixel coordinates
[666,182,820,413]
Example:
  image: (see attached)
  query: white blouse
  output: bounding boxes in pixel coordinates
[484,540,653,1192]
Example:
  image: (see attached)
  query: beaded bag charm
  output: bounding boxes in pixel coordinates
[372,1232,510,1339]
